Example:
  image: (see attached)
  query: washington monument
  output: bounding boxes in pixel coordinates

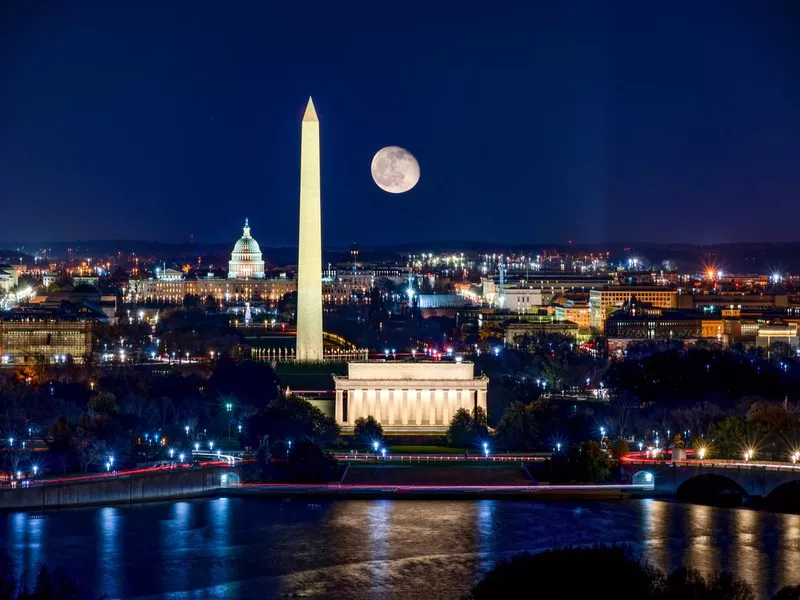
[296,97,324,361]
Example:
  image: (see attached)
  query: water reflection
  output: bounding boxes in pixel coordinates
[776,513,800,592]
[734,508,765,593]
[160,501,192,594]
[3,499,800,600]
[367,499,392,595]
[476,499,495,569]
[96,507,120,598]
[641,499,672,573]
[684,503,718,576]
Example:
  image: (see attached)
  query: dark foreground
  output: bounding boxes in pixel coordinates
[3,497,799,599]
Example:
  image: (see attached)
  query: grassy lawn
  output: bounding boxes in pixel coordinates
[388,445,469,454]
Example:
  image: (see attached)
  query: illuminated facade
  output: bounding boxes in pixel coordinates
[555,301,591,329]
[228,219,265,279]
[126,277,295,304]
[589,288,678,331]
[756,323,799,350]
[0,319,93,364]
[333,361,489,434]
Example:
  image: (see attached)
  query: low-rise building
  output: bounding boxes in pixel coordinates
[555,301,591,330]
[589,287,679,331]
[756,321,799,351]
[0,317,93,364]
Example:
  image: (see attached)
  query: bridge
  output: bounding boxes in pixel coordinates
[623,458,800,498]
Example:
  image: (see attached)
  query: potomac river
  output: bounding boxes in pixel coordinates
[3,497,800,599]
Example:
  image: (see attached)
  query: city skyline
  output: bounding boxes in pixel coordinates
[2,2,800,246]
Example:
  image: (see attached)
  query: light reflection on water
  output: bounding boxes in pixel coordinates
[3,497,800,599]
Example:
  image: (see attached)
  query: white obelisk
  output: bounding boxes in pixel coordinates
[296,97,324,362]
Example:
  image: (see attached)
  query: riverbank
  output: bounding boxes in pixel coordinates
[0,464,238,511]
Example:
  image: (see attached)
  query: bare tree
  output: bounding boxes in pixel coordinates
[606,392,637,440]
[70,426,105,474]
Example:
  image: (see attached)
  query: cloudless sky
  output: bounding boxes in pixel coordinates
[1,1,799,247]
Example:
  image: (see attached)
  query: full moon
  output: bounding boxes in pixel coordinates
[371,146,420,194]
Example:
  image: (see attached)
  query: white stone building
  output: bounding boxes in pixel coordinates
[333,361,489,434]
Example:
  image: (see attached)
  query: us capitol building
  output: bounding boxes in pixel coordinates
[228,219,265,279]
[124,219,372,305]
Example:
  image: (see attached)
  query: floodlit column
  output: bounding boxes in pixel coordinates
[478,389,488,412]
[296,97,324,362]
[387,390,395,426]
[335,390,343,424]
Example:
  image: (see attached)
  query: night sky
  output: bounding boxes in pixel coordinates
[1,2,799,248]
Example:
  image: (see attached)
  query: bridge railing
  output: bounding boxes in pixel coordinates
[624,458,800,472]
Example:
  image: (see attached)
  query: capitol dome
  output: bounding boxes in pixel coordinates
[228,219,265,279]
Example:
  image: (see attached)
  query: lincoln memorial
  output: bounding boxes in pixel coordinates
[333,361,489,434]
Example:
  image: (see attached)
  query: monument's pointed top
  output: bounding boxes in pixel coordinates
[303,97,318,122]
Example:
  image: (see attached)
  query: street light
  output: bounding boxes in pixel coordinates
[381,448,386,459]
[32,465,38,477]
[169,448,175,459]
[372,441,379,452]
[698,447,706,460]
[209,441,214,451]
[194,442,199,452]
[179,453,185,463]
[185,425,190,436]
[793,451,799,465]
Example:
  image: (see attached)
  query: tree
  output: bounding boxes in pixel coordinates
[446,408,474,447]
[70,426,105,474]
[479,321,503,344]
[445,406,489,448]
[246,394,339,450]
[467,546,662,600]
[607,393,637,440]
[571,440,611,483]
[708,416,746,459]
[663,567,754,600]
[472,405,489,440]
[496,401,541,450]
[89,391,117,416]
[610,439,630,459]
[746,401,798,460]
[353,416,383,446]
[467,545,761,600]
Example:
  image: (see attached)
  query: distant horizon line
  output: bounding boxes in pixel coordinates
[3,239,800,255]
